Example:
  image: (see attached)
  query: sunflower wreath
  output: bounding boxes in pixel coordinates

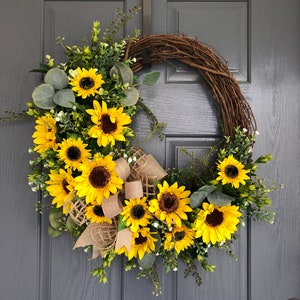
[27,8,281,296]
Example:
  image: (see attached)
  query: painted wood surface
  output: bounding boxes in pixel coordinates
[0,0,299,299]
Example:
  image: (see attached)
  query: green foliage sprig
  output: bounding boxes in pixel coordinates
[0,110,29,123]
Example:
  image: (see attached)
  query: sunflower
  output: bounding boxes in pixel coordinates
[85,204,112,224]
[45,168,75,214]
[74,153,123,205]
[32,114,57,153]
[148,181,192,227]
[216,155,250,188]
[86,100,132,147]
[121,197,152,232]
[164,225,195,254]
[57,138,91,170]
[117,227,157,260]
[194,202,242,244]
[70,67,104,99]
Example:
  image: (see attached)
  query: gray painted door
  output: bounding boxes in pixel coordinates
[1,0,299,299]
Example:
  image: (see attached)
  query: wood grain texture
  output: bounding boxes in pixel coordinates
[0,122,40,300]
[250,0,300,299]
[0,0,42,299]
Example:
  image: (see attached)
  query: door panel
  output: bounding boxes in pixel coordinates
[0,1,42,300]
[167,2,249,81]
[250,1,300,299]
[1,0,300,299]
[44,1,124,60]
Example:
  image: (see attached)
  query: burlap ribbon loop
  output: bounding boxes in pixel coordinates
[69,198,88,226]
[125,180,144,199]
[102,193,123,219]
[128,147,167,198]
[73,218,118,259]
[115,157,131,181]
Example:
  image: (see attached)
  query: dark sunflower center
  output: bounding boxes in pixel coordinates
[79,77,95,90]
[131,205,145,219]
[89,166,110,188]
[135,233,147,245]
[159,193,179,213]
[205,209,224,227]
[100,114,117,134]
[66,146,81,161]
[224,165,239,178]
[174,231,185,241]
[62,179,70,194]
[93,205,104,217]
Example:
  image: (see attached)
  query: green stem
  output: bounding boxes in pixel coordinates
[137,98,166,141]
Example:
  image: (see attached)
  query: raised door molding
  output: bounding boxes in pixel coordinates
[167,2,249,82]
[44,1,124,61]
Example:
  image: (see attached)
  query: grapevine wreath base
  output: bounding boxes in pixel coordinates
[124,34,256,138]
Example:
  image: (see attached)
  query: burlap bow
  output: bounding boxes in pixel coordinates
[73,148,167,259]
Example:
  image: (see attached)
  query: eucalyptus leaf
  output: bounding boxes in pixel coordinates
[199,185,217,194]
[190,190,209,208]
[65,216,77,235]
[45,68,69,90]
[49,209,64,230]
[48,225,64,238]
[190,185,217,208]
[53,89,75,108]
[32,83,56,109]
[110,63,133,85]
[109,65,118,78]
[207,191,234,206]
[142,71,160,86]
[121,86,139,106]
[138,253,156,269]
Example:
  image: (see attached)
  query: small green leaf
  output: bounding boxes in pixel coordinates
[32,83,56,109]
[30,63,51,73]
[66,132,81,139]
[138,253,156,269]
[45,68,69,90]
[142,71,160,86]
[53,89,75,108]
[48,225,64,238]
[255,154,273,164]
[207,191,234,206]
[122,86,139,106]
[117,215,127,231]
